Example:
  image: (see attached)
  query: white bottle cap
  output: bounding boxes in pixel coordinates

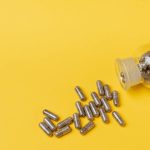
[116,58,142,90]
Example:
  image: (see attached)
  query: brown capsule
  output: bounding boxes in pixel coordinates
[101,97,112,112]
[112,91,120,107]
[84,105,94,121]
[89,101,99,117]
[99,108,109,123]
[57,117,73,129]
[104,84,112,100]
[44,117,57,131]
[43,109,59,121]
[54,126,72,138]
[91,92,101,106]
[112,111,126,126]
[75,101,85,117]
[73,113,82,129]
[39,122,53,136]
[75,86,86,101]
[80,122,95,135]
[96,80,105,96]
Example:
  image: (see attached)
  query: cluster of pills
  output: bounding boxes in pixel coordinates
[39,80,126,138]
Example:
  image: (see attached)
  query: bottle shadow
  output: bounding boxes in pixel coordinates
[127,84,150,101]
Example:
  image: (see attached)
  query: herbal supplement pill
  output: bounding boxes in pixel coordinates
[55,126,72,138]
[73,113,81,129]
[57,117,73,129]
[89,101,99,117]
[96,80,105,96]
[104,84,112,100]
[75,101,85,117]
[99,108,109,123]
[112,91,119,107]
[112,111,126,126]
[44,117,57,131]
[80,121,95,135]
[39,122,53,136]
[43,109,59,121]
[84,105,94,121]
[101,97,112,112]
[75,86,86,101]
[91,92,101,107]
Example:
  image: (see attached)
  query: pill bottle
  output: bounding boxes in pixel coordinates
[116,51,150,90]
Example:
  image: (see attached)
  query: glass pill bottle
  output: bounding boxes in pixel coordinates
[116,51,150,90]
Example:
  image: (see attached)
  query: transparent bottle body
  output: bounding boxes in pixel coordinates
[116,51,150,90]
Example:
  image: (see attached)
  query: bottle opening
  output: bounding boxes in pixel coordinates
[115,58,142,90]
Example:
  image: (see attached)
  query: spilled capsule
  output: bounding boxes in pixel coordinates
[89,101,99,117]
[44,117,57,131]
[73,113,82,129]
[39,122,53,136]
[101,97,111,112]
[43,109,59,121]
[112,111,126,126]
[80,121,95,135]
[55,126,72,138]
[91,92,101,107]
[57,117,73,129]
[112,91,119,107]
[75,101,85,117]
[84,105,94,121]
[99,108,109,123]
[75,86,86,101]
[96,80,105,96]
[104,84,112,100]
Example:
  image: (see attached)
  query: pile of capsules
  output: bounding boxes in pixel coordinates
[39,80,126,138]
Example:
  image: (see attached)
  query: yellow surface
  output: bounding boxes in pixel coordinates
[1,0,150,150]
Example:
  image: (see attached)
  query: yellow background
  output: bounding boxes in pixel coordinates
[0,0,150,150]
